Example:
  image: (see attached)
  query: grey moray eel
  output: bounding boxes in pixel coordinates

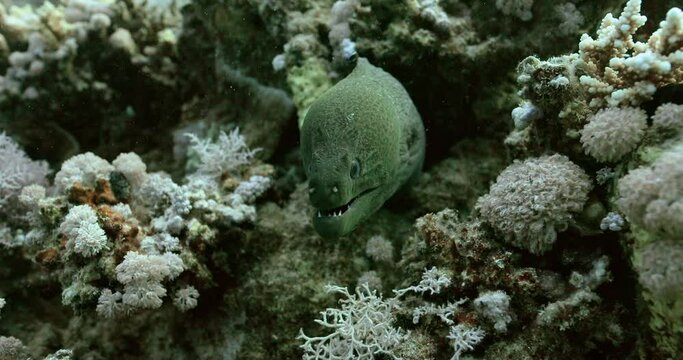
[300,58,426,237]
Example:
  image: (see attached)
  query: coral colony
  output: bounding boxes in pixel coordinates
[0,0,681,359]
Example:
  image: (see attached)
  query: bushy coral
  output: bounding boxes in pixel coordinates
[356,270,383,291]
[652,103,683,136]
[617,146,683,240]
[0,132,49,212]
[1,126,270,333]
[0,336,28,360]
[43,349,74,360]
[54,152,114,191]
[112,152,147,187]
[114,251,184,311]
[59,205,109,257]
[473,290,512,333]
[555,3,584,36]
[632,240,683,355]
[476,154,592,254]
[634,241,683,298]
[580,107,647,162]
[95,289,125,319]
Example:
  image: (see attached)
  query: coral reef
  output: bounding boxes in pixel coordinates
[0,0,681,359]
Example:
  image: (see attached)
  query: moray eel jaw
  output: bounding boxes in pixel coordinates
[312,186,381,237]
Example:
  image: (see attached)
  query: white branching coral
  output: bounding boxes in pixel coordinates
[476,154,592,254]
[173,285,199,312]
[140,233,180,254]
[577,1,683,107]
[393,266,452,297]
[187,128,260,179]
[54,152,114,191]
[59,205,108,257]
[298,284,406,360]
[412,300,466,325]
[115,251,184,310]
[0,132,49,210]
[302,267,485,360]
[191,174,270,226]
[617,146,683,239]
[580,107,647,162]
[447,324,485,360]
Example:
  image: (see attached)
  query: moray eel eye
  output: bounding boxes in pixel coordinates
[350,159,361,179]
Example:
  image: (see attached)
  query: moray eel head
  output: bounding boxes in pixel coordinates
[300,58,424,238]
[301,102,400,238]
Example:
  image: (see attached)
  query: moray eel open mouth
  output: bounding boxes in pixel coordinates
[315,186,379,219]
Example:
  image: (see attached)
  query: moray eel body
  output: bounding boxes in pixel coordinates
[300,58,426,237]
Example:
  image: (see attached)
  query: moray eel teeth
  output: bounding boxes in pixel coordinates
[315,186,379,218]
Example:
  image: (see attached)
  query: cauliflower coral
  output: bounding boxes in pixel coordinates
[652,103,683,136]
[580,107,647,162]
[617,146,683,240]
[634,240,683,298]
[476,154,592,254]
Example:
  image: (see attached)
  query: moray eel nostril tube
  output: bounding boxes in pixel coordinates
[300,57,426,237]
